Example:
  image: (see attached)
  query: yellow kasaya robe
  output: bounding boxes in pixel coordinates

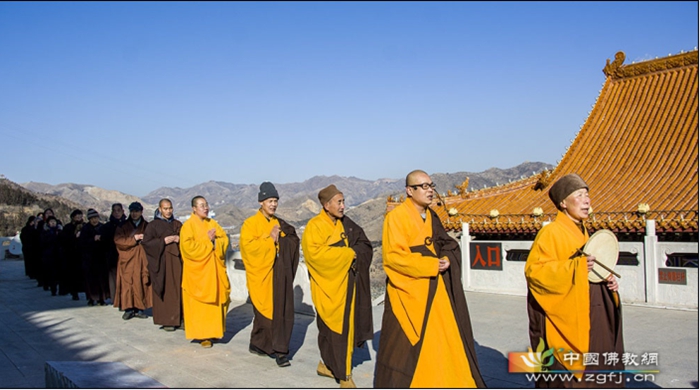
[240,210,279,320]
[302,209,356,380]
[179,213,230,341]
[240,210,300,355]
[525,210,590,378]
[377,198,480,388]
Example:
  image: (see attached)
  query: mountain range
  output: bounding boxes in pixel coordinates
[17,161,552,240]
[6,162,552,298]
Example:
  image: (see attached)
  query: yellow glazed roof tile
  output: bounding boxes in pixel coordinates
[388,50,699,235]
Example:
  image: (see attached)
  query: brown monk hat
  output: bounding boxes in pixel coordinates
[318,184,342,206]
[549,173,589,210]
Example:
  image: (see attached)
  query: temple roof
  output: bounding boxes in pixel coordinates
[387,50,699,237]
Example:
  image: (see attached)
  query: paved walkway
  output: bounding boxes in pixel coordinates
[0,258,697,388]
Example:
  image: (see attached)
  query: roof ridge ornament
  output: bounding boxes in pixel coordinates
[603,51,626,78]
[603,50,698,80]
[533,169,553,191]
[456,177,470,197]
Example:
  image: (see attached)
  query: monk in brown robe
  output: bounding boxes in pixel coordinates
[143,199,183,331]
[114,202,152,320]
[525,173,624,388]
[375,170,485,388]
[301,185,373,389]
[240,182,300,367]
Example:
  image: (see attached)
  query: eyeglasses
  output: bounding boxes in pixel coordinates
[408,182,436,190]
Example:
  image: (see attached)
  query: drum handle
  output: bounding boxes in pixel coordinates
[576,249,622,279]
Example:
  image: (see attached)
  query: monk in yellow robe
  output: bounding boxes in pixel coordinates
[375,170,485,388]
[525,173,624,388]
[179,196,230,348]
[240,182,300,367]
[302,185,373,389]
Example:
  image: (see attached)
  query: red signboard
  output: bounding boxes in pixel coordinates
[658,268,687,285]
[470,242,503,270]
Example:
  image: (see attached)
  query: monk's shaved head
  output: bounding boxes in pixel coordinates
[191,196,206,207]
[159,198,172,208]
[405,170,429,187]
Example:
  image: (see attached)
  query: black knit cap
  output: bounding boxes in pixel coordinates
[87,209,100,219]
[128,202,143,211]
[258,182,279,202]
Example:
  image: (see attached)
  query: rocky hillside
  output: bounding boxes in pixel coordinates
[0,178,87,236]
[21,182,157,217]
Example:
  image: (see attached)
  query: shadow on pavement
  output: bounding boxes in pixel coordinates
[221,300,254,343]
[289,286,314,359]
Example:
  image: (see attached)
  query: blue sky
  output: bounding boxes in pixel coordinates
[0,2,697,196]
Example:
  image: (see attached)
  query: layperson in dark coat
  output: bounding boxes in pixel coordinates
[37,208,61,231]
[102,203,126,302]
[143,199,183,331]
[79,209,109,306]
[37,209,63,290]
[20,216,40,279]
[40,216,62,296]
[59,209,85,300]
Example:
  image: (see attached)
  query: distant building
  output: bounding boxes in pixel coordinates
[387,49,699,309]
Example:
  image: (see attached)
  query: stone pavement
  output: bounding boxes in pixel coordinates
[0,258,697,388]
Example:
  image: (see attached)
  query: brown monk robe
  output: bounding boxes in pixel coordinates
[253,219,300,354]
[302,185,373,388]
[143,203,183,330]
[321,215,374,374]
[525,174,624,388]
[114,202,152,320]
[240,183,301,367]
[241,211,300,364]
[376,199,485,388]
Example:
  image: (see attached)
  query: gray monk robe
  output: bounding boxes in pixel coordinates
[143,216,183,327]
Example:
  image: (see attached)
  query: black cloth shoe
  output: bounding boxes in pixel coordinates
[87,300,95,306]
[97,300,107,306]
[275,354,291,367]
[122,310,135,320]
[249,344,270,357]
[161,326,176,332]
[134,310,148,319]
